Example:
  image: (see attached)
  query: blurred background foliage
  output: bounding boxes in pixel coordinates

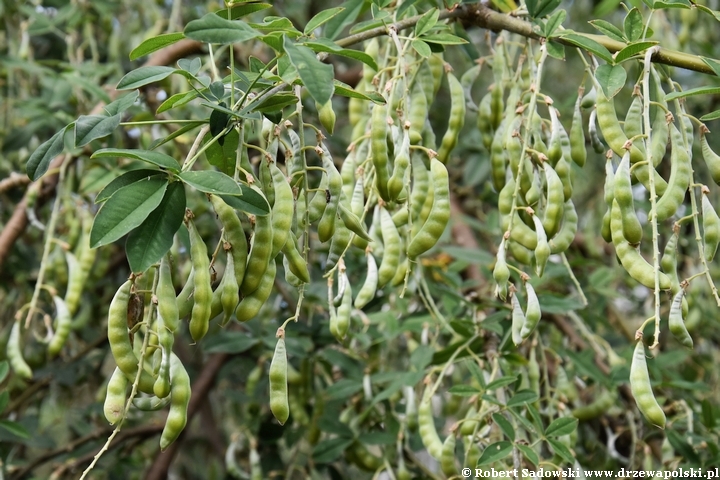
[2,0,720,478]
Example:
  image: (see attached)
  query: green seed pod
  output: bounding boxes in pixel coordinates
[542,163,565,239]
[388,128,411,201]
[269,335,290,425]
[630,340,666,429]
[47,296,72,357]
[157,255,179,333]
[317,146,343,243]
[532,215,550,278]
[103,367,128,425]
[440,434,458,477]
[511,291,525,346]
[549,200,578,254]
[363,38,379,85]
[668,289,692,349]
[700,125,720,186]
[520,281,541,339]
[220,252,240,325]
[187,219,212,342]
[614,151,643,245]
[702,192,720,262]
[655,122,691,221]
[270,163,293,258]
[409,83,428,145]
[572,389,616,420]
[377,207,401,288]
[159,353,191,450]
[418,390,443,460]
[610,200,672,289]
[354,252,378,309]
[282,231,310,284]
[580,86,597,109]
[6,320,32,379]
[570,94,587,167]
[436,72,465,165]
[493,240,510,301]
[371,100,392,202]
[132,394,171,411]
[407,159,450,258]
[477,91,494,151]
[236,262,277,322]
[317,100,336,134]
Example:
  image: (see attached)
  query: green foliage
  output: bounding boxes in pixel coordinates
[4,0,720,478]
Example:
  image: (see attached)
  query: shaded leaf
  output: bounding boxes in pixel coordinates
[623,8,643,42]
[178,170,242,196]
[589,19,626,42]
[545,417,578,437]
[448,385,482,396]
[506,389,539,407]
[516,443,539,466]
[485,375,518,391]
[27,126,68,180]
[91,149,181,172]
[220,185,270,216]
[477,441,512,466]
[558,32,613,64]
[666,86,720,101]
[129,32,185,60]
[0,420,30,439]
[104,91,140,116]
[96,169,164,203]
[492,413,515,441]
[547,438,575,465]
[614,41,658,64]
[283,36,334,105]
[420,33,468,45]
[323,0,365,40]
[204,332,258,353]
[90,178,168,248]
[415,8,439,37]
[304,7,345,35]
[125,181,186,272]
[75,114,121,147]
[0,361,8,384]
[302,38,377,70]
[116,66,176,90]
[184,13,260,44]
[215,3,272,20]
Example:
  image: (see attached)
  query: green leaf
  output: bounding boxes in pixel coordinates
[546,40,565,59]
[75,114,121,147]
[215,3,272,20]
[305,7,345,35]
[409,345,434,371]
[654,0,691,9]
[177,170,242,196]
[125,182,186,272]
[531,0,561,18]
[544,9,566,37]
[0,361,8,384]
[0,391,8,414]
[666,86,720,101]
[96,169,164,203]
[129,32,185,60]
[302,38,378,70]
[595,64,627,99]
[465,360,486,388]
[104,91,140,116]
[116,66,176,90]
[701,109,720,122]
[588,19,626,42]
[420,33,468,45]
[623,8,644,42]
[666,429,701,464]
[547,438,575,465]
[92,149,181,173]
[0,420,30,439]
[90,178,168,248]
[204,332,258,353]
[157,91,199,114]
[150,121,206,149]
[702,56,720,77]
[283,36,335,106]
[220,185,270,216]
[506,389,539,407]
[477,441,513,466]
[412,39,432,58]
[358,432,395,445]
[448,385,482,397]
[545,417,578,437]
[326,379,363,400]
[695,5,720,22]
[491,0,518,13]
[184,13,260,44]
[178,57,202,75]
[516,443,539,466]
[485,375,518,391]
[492,413,515,441]
[204,129,239,176]
[253,93,298,113]
[415,8,439,37]
[558,32,613,64]
[312,438,354,463]
[323,0,365,40]
[27,126,68,180]
[614,41,658,64]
